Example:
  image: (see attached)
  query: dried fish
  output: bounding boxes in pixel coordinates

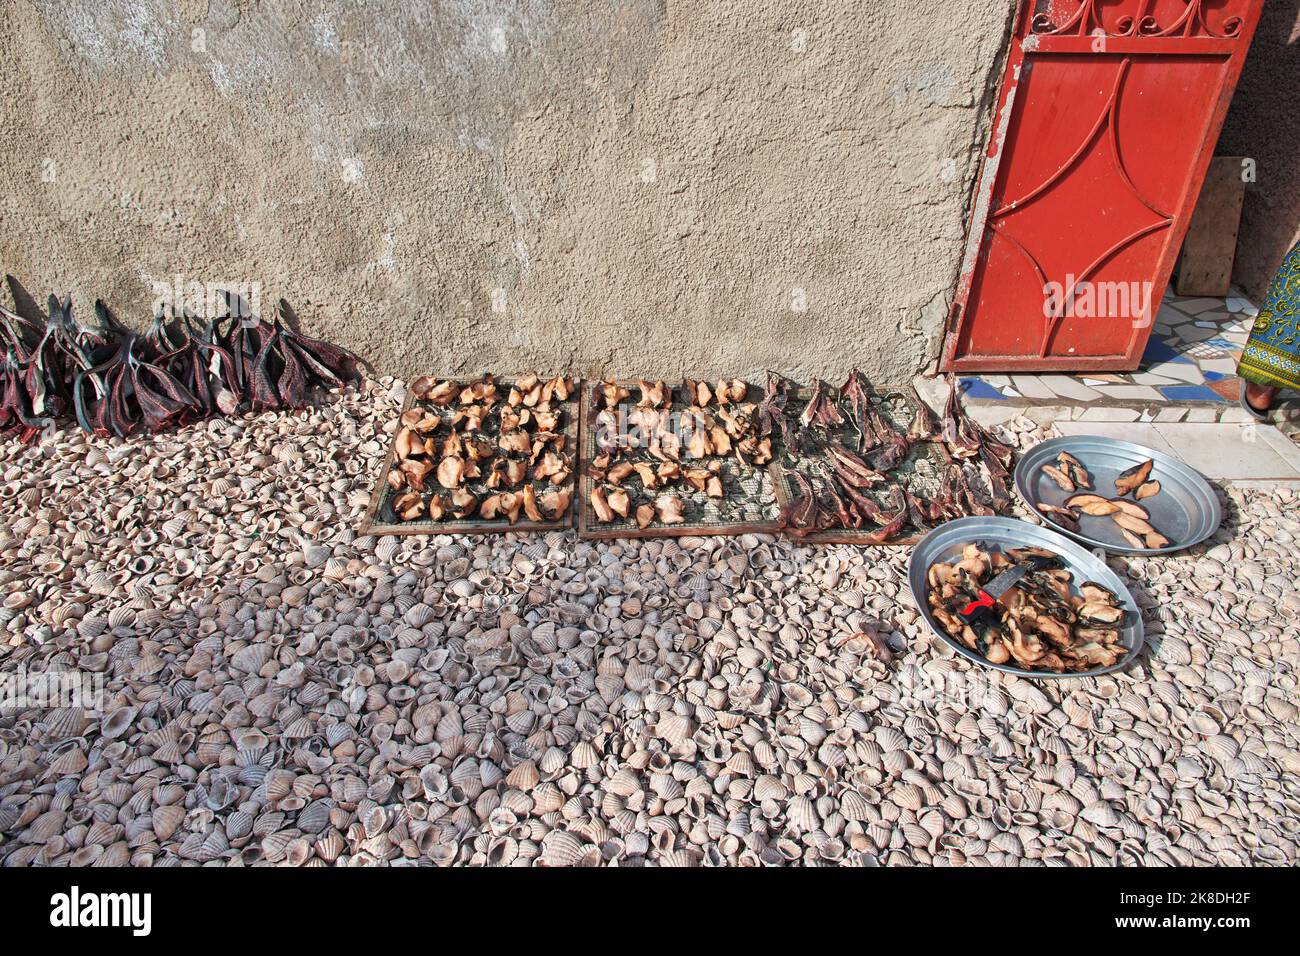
[1065,493,1121,516]
[654,495,685,524]
[607,487,631,518]
[637,380,668,408]
[1041,464,1075,492]
[825,441,886,488]
[1135,480,1160,500]
[1113,513,1156,536]
[1037,503,1080,533]
[839,369,873,451]
[1107,498,1149,520]
[800,378,844,433]
[591,485,615,523]
[926,543,1126,672]
[1114,458,1154,496]
[1056,450,1091,489]
[596,380,631,409]
[715,379,747,404]
[907,388,939,442]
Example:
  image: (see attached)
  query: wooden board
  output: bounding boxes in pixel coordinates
[360,376,578,536]
[576,380,780,540]
[1176,156,1247,298]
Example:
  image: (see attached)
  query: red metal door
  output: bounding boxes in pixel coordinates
[941,0,1263,373]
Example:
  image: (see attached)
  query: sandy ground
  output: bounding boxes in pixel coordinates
[1,380,1296,866]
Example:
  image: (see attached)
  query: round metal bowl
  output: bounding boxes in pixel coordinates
[1014,435,1222,556]
[906,516,1144,679]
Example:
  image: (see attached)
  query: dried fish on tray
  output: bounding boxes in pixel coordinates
[577,379,780,539]
[925,543,1130,674]
[362,374,577,535]
[770,372,1016,545]
[906,516,1144,678]
[1014,435,1221,555]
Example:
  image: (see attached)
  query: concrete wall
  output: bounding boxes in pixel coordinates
[1218,0,1300,302]
[0,1,1016,383]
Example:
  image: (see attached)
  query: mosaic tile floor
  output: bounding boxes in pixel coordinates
[957,290,1300,434]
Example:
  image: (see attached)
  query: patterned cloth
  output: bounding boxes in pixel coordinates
[1238,241,1300,390]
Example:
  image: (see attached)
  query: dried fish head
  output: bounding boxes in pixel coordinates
[591,486,615,523]
[450,487,478,518]
[606,488,631,518]
[437,456,465,489]
[393,491,424,521]
[538,486,571,518]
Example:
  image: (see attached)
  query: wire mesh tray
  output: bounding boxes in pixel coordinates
[361,376,578,536]
[768,385,951,546]
[576,379,780,539]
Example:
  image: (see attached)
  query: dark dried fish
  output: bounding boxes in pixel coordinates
[799,378,844,432]
[755,370,799,449]
[1114,458,1154,496]
[825,441,887,488]
[853,488,908,544]
[839,368,873,451]
[907,388,939,442]
[777,470,822,535]
[833,475,885,525]
[863,406,911,472]
[905,487,945,530]
[940,375,979,457]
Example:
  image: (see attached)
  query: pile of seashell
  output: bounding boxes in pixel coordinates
[0,378,1296,867]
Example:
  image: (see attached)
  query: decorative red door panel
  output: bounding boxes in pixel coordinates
[941,0,1263,373]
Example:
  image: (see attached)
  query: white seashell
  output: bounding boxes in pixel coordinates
[539,830,590,867]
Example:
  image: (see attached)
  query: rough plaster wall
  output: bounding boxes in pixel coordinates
[0,0,1014,383]
[1218,0,1300,301]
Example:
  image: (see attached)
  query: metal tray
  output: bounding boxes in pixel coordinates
[906,516,1144,679]
[1014,435,1221,555]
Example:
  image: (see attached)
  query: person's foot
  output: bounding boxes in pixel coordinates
[1246,383,1277,412]
[1240,381,1277,421]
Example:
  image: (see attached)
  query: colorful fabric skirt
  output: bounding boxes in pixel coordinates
[1238,241,1300,390]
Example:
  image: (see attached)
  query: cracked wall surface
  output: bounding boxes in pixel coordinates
[0,0,1015,382]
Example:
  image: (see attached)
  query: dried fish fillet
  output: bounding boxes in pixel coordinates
[1041,464,1075,492]
[1114,458,1153,496]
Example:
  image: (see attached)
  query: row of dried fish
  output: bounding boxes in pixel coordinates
[1,292,359,441]
[927,544,1129,672]
[778,373,1015,540]
[386,375,574,525]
